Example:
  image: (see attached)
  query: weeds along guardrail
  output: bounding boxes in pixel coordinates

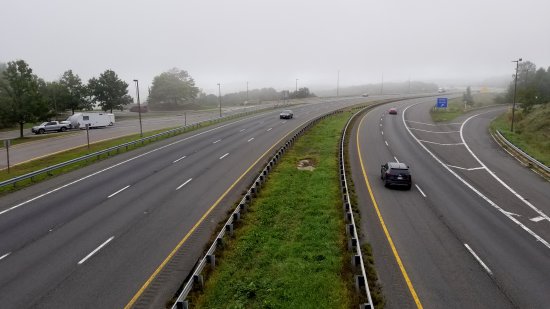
[0,105,278,189]
[495,130,550,176]
[170,109,348,309]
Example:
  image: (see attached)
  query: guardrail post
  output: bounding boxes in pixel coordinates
[175,300,189,309]
[193,274,204,290]
[352,254,361,267]
[232,212,240,222]
[206,254,216,269]
[348,237,357,251]
[355,275,365,293]
[347,224,355,236]
[225,223,234,236]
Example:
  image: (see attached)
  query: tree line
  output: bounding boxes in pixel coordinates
[146,68,314,110]
[0,60,131,137]
[497,60,550,112]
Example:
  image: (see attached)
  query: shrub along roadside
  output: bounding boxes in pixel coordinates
[189,112,368,308]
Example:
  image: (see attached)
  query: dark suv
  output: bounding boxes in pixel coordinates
[381,162,412,189]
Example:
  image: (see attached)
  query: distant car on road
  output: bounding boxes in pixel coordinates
[31,121,72,134]
[381,162,412,189]
[280,110,294,119]
[388,107,397,115]
[361,93,369,97]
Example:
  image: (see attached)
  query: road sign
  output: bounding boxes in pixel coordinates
[436,97,448,108]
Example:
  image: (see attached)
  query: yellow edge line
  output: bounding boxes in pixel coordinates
[124,119,310,309]
[356,114,423,309]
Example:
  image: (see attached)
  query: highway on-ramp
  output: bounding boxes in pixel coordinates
[0,96,374,308]
[349,97,550,308]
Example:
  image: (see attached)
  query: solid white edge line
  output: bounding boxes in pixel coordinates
[219,153,229,160]
[415,184,426,197]
[409,127,460,133]
[464,243,493,275]
[107,185,130,198]
[402,104,550,249]
[247,138,254,142]
[172,155,187,163]
[1,118,248,217]
[0,252,11,261]
[176,178,193,190]
[418,139,464,146]
[460,114,550,222]
[78,236,115,265]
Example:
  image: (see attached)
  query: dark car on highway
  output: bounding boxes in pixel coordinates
[381,162,412,189]
[280,110,294,119]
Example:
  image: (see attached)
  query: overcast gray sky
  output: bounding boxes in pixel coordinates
[1,0,549,95]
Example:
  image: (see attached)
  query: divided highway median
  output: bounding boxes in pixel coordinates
[181,111,382,308]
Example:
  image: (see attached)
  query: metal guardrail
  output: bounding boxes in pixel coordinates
[495,130,550,174]
[171,109,349,309]
[339,105,374,309]
[0,106,278,189]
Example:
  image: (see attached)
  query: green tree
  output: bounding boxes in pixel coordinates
[39,80,69,119]
[88,69,130,113]
[149,68,199,110]
[60,70,90,114]
[463,86,474,106]
[0,60,48,137]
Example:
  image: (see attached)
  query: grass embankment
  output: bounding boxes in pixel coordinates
[490,104,550,165]
[190,112,360,308]
[430,92,498,122]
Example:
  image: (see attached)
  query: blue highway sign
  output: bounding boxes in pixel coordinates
[436,97,448,108]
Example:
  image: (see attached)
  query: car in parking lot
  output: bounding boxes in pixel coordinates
[381,162,412,189]
[280,110,294,119]
[388,107,397,115]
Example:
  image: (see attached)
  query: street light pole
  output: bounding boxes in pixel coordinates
[295,78,298,92]
[246,81,249,103]
[511,58,522,132]
[217,83,222,118]
[133,79,143,137]
[337,70,340,97]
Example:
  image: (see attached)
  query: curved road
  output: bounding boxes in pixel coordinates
[349,98,550,308]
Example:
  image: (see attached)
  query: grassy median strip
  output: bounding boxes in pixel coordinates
[190,112,359,308]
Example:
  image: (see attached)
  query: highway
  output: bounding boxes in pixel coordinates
[0,95,373,308]
[349,97,550,308]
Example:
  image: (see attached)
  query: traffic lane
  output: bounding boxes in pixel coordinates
[402,103,550,307]
[0,117,264,257]
[0,98,366,307]
[463,108,550,217]
[404,103,550,240]
[31,99,369,308]
[353,100,513,308]
[2,113,288,306]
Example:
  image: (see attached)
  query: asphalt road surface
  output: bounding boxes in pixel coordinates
[349,97,550,308]
[0,95,380,308]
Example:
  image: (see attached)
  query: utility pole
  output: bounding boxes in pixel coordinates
[511,58,522,132]
[133,79,143,137]
[217,83,222,117]
[295,78,298,92]
[246,81,249,102]
[337,70,340,97]
[381,73,384,94]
